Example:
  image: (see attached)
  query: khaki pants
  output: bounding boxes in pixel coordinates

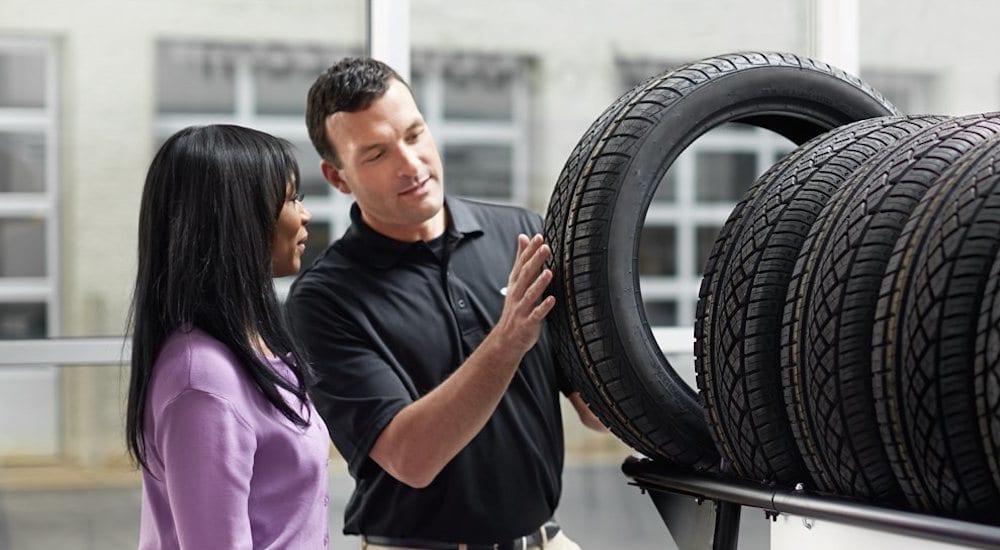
[361,530,582,550]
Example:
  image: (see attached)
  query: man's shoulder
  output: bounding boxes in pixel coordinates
[454,196,537,218]
[452,197,542,231]
[290,244,355,292]
[287,242,379,320]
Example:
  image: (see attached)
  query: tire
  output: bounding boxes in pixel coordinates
[976,242,1000,505]
[784,114,1000,506]
[545,76,655,447]
[873,133,1000,523]
[544,51,897,468]
[696,115,943,485]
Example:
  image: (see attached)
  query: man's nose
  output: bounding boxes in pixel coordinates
[397,145,421,178]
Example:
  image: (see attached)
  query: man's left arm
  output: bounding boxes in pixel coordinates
[569,392,607,432]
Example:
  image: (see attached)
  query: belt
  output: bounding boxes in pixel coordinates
[363,520,561,550]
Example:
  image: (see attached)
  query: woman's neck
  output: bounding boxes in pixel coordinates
[249,332,276,358]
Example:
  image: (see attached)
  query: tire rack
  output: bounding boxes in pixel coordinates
[621,455,1000,550]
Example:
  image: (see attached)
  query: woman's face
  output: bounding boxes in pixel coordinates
[272,181,311,277]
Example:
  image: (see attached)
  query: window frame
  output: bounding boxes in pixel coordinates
[0,37,60,338]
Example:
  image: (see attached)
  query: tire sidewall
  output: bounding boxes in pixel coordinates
[602,67,896,407]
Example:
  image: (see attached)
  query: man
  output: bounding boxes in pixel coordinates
[287,57,605,550]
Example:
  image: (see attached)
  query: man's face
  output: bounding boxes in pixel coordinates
[321,79,446,242]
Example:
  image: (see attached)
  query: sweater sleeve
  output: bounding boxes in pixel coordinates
[156,389,257,549]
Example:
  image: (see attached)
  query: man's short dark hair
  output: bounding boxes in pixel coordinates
[306,57,409,166]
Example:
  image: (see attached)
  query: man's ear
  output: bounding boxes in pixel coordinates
[320,158,351,195]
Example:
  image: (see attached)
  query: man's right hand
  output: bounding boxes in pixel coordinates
[493,233,556,354]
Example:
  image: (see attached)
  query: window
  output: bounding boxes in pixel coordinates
[0,38,59,455]
[411,51,532,206]
[861,70,934,115]
[619,58,796,328]
[0,40,57,336]
[442,144,513,199]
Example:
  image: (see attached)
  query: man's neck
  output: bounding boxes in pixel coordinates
[361,206,449,243]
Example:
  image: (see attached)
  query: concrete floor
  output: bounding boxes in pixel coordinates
[0,461,773,550]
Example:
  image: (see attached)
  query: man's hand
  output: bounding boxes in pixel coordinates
[494,233,556,353]
[570,392,608,432]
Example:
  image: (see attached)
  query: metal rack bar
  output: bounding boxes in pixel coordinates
[622,456,1000,550]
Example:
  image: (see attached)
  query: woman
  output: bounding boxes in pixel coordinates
[125,124,329,549]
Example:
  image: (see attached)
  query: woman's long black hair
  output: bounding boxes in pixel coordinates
[125,124,312,470]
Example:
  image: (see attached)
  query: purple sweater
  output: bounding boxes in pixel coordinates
[137,327,330,549]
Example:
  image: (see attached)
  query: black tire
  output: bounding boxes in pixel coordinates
[873,134,1000,523]
[544,76,655,448]
[785,114,1000,506]
[976,241,1000,503]
[696,115,943,485]
[544,51,897,468]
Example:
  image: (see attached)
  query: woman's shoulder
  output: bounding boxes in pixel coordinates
[151,327,250,403]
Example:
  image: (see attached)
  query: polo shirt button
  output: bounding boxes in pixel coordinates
[323,534,329,546]
[457,299,466,308]
[323,495,329,506]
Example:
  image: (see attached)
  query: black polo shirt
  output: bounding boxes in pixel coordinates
[286,196,569,543]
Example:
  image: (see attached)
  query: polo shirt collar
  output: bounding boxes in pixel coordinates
[340,196,483,269]
[443,195,483,238]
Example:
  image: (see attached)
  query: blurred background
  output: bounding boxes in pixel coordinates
[0,0,997,548]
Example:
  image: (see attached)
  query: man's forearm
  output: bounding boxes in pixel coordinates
[369,233,554,488]
[369,327,526,488]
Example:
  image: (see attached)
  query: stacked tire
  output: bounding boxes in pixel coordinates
[700,113,1000,523]
[544,51,1000,525]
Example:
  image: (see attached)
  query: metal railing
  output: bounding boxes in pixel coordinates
[623,455,1000,550]
[0,337,130,367]
[0,327,695,368]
